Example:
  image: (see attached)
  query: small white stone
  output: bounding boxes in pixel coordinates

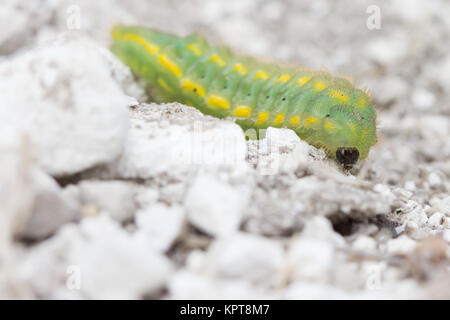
[405,206,428,226]
[386,235,416,255]
[288,237,334,282]
[19,168,80,240]
[404,181,416,191]
[394,223,406,235]
[205,233,284,286]
[412,88,435,110]
[184,172,250,237]
[430,196,450,216]
[428,172,442,187]
[281,140,315,173]
[250,127,322,175]
[406,221,419,231]
[105,103,248,179]
[302,216,346,246]
[79,180,137,223]
[423,204,433,215]
[352,235,377,251]
[442,230,450,242]
[373,184,397,203]
[185,250,208,272]
[136,203,186,252]
[135,188,159,208]
[374,183,391,194]
[17,215,173,299]
[427,212,444,227]
[393,187,413,199]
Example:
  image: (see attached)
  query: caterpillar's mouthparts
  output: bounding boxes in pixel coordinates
[336,147,359,169]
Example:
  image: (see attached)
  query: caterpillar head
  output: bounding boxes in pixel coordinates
[306,104,377,170]
[330,107,377,169]
[335,147,360,170]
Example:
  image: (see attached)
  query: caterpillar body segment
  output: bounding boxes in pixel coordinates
[111,25,377,169]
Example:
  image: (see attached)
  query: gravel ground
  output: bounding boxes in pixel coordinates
[0,0,449,299]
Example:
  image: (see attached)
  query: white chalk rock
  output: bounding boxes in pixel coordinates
[19,168,80,240]
[0,1,54,54]
[204,233,285,286]
[352,235,377,251]
[0,37,132,176]
[430,196,450,216]
[79,180,137,223]
[136,203,186,252]
[386,235,417,255]
[72,217,173,299]
[135,188,160,208]
[287,237,334,282]
[184,172,251,237]
[404,204,428,227]
[301,216,346,245]
[412,88,435,111]
[427,212,445,228]
[281,139,322,173]
[18,215,173,299]
[286,217,341,282]
[247,127,323,175]
[443,230,450,243]
[104,103,248,179]
[0,133,79,243]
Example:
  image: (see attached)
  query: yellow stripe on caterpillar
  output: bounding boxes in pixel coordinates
[313,81,327,92]
[257,112,269,124]
[158,54,182,77]
[277,74,291,82]
[181,78,205,97]
[210,54,226,67]
[255,70,269,80]
[119,33,160,55]
[234,106,251,117]
[186,43,202,56]
[208,94,230,109]
[232,63,248,75]
[290,116,300,125]
[274,114,285,125]
[357,96,367,108]
[297,76,311,86]
[329,90,349,103]
[305,117,318,126]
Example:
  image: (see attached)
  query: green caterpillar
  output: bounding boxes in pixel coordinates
[111,25,377,169]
